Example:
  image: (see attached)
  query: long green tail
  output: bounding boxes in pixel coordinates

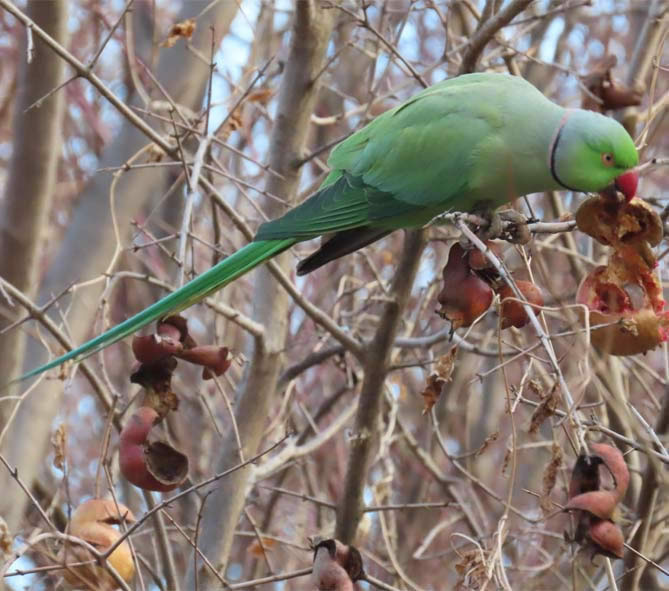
[15,239,295,383]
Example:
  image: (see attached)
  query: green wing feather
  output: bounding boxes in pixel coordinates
[13,239,294,383]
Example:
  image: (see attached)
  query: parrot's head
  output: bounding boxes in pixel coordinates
[551,110,639,200]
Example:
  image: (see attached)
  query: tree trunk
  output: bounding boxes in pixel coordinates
[0,0,238,536]
[0,0,68,534]
[184,2,335,586]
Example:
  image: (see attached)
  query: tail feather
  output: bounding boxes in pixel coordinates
[14,239,295,383]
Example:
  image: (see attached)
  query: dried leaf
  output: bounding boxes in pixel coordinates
[455,549,487,590]
[501,447,510,474]
[247,537,276,557]
[421,375,442,415]
[529,385,558,434]
[540,442,562,514]
[381,250,394,265]
[161,18,196,48]
[247,88,273,104]
[147,144,165,162]
[421,349,458,413]
[219,110,243,140]
[0,516,11,559]
[434,347,458,381]
[527,379,543,397]
[51,424,66,470]
[474,431,498,457]
[142,387,180,419]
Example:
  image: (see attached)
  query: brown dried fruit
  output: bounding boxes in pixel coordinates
[575,195,662,249]
[132,334,183,364]
[421,375,443,415]
[590,443,629,502]
[568,454,603,500]
[564,490,618,520]
[582,56,642,112]
[178,345,232,380]
[61,499,136,590]
[498,281,544,329]
[588,519,624,559]
[576,250,669,355]
[119,407,188,492]
[438,244,493,329]
[159,315,197,348]
[130,357,177,393]
[467,240,503,270]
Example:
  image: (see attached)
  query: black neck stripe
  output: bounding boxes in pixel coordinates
[550,118,580,192]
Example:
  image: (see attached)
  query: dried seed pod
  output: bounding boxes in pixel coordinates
[60,499,136,590]
[497,281,544,329]
[568,454,603,500]
[312,539,364,591]
[119,407,188,492]
[158,315,196,347]
[467,240,503,270]
[590,443,629,502]
[588,519,624,559]
[130,357,178,398]
[132,333,183,364]
[437,244,493,329]
[156,322,183,344]
[177,345,232,379]
[564,490,618,521]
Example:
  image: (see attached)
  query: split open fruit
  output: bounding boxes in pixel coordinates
[575,195,667,355]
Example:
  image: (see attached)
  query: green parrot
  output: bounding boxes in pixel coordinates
[16,73,638,382]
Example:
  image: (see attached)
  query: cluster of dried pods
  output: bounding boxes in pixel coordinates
[575,193,667,355]
[120,315,231,491]
[563,443,630,558]
[58,318,231,587]
[437,242,544,330]
[312,538,364,591]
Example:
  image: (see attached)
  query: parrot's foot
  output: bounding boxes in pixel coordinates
[497,209,533,244]
[475,209,534,244]
[428,209,534,244]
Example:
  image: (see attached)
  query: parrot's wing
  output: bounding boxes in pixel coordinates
[255,172,417,241]
[329,74,545,207]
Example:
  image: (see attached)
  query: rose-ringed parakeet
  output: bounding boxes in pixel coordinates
[16,73,639,382]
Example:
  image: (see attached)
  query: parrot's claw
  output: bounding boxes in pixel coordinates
[498,210,532,244]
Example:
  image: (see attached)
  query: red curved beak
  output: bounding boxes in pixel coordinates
[614,170,638,202]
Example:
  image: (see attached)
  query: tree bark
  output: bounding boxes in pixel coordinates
[0,0,68,534]
[184,2,335,586]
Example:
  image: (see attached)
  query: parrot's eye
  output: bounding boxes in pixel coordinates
[601,153,615,167]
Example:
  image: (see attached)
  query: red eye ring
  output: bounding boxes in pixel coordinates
[601,153,615,167]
